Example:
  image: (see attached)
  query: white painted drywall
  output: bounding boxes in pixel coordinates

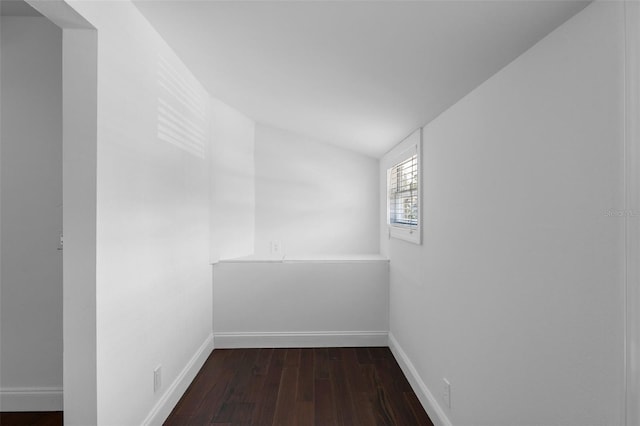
[254,124,379,256]
[62,26,98,425]
[213,259,389,344]
[384,2,626,425]
[0,16,63,409]
[62,2,213,424]
[210,98,255,262]
[625,2,640,424]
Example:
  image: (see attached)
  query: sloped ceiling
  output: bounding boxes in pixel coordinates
[0,0,43,16]
[133,0,589,157]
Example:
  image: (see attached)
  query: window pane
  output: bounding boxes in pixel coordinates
[389,154,418,226]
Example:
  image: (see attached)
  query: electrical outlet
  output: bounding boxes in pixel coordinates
[154,365,162,393]
[270,240,281,254]
[442,378,451,409]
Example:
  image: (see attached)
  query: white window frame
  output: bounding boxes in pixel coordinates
[385,128,422,244]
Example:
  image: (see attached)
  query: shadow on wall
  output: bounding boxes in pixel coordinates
[157,53,207,159]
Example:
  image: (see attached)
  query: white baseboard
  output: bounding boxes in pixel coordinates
[213,331,388,348]
[388,332,452,426]
[141,333,214,426]
[0,387,63,412]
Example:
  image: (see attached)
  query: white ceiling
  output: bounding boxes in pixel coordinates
[0,0,42,16]
[133,0,589,158]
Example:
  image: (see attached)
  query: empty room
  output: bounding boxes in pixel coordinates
[1,0,639,425]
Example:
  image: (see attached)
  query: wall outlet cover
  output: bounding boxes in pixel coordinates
[442,378,451,409]
[153,365,162,393]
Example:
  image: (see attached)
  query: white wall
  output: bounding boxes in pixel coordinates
[0,17,63,410]
[210,99,255,261]
[213,258,389,347]
[62,26,99,425]
[625,3,640,424]
[255,124,379,256]
[63,2,213,424]
[384,2,626,425]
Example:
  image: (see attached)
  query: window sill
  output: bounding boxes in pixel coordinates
[389,225,421,245]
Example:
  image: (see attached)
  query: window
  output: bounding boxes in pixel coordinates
[389,154,418,226]
[386,129,421,244]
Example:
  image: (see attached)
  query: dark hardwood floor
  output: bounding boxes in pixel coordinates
[165,347,433,426]
[0,411,62,426]
[0,348,433,426]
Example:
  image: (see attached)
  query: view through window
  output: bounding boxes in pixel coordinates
[389,154,418,227]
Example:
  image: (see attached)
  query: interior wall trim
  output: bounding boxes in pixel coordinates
[141,333,214,426]
[213,331,389,349]
[388,333,453,426]
[0,387,63,412]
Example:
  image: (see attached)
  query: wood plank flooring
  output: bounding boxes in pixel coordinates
[0,411,63,426]
[164,347,433,426]
[0,348,433,426]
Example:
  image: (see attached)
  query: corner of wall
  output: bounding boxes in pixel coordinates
[388,333,452,426]
[141,333,214,426]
